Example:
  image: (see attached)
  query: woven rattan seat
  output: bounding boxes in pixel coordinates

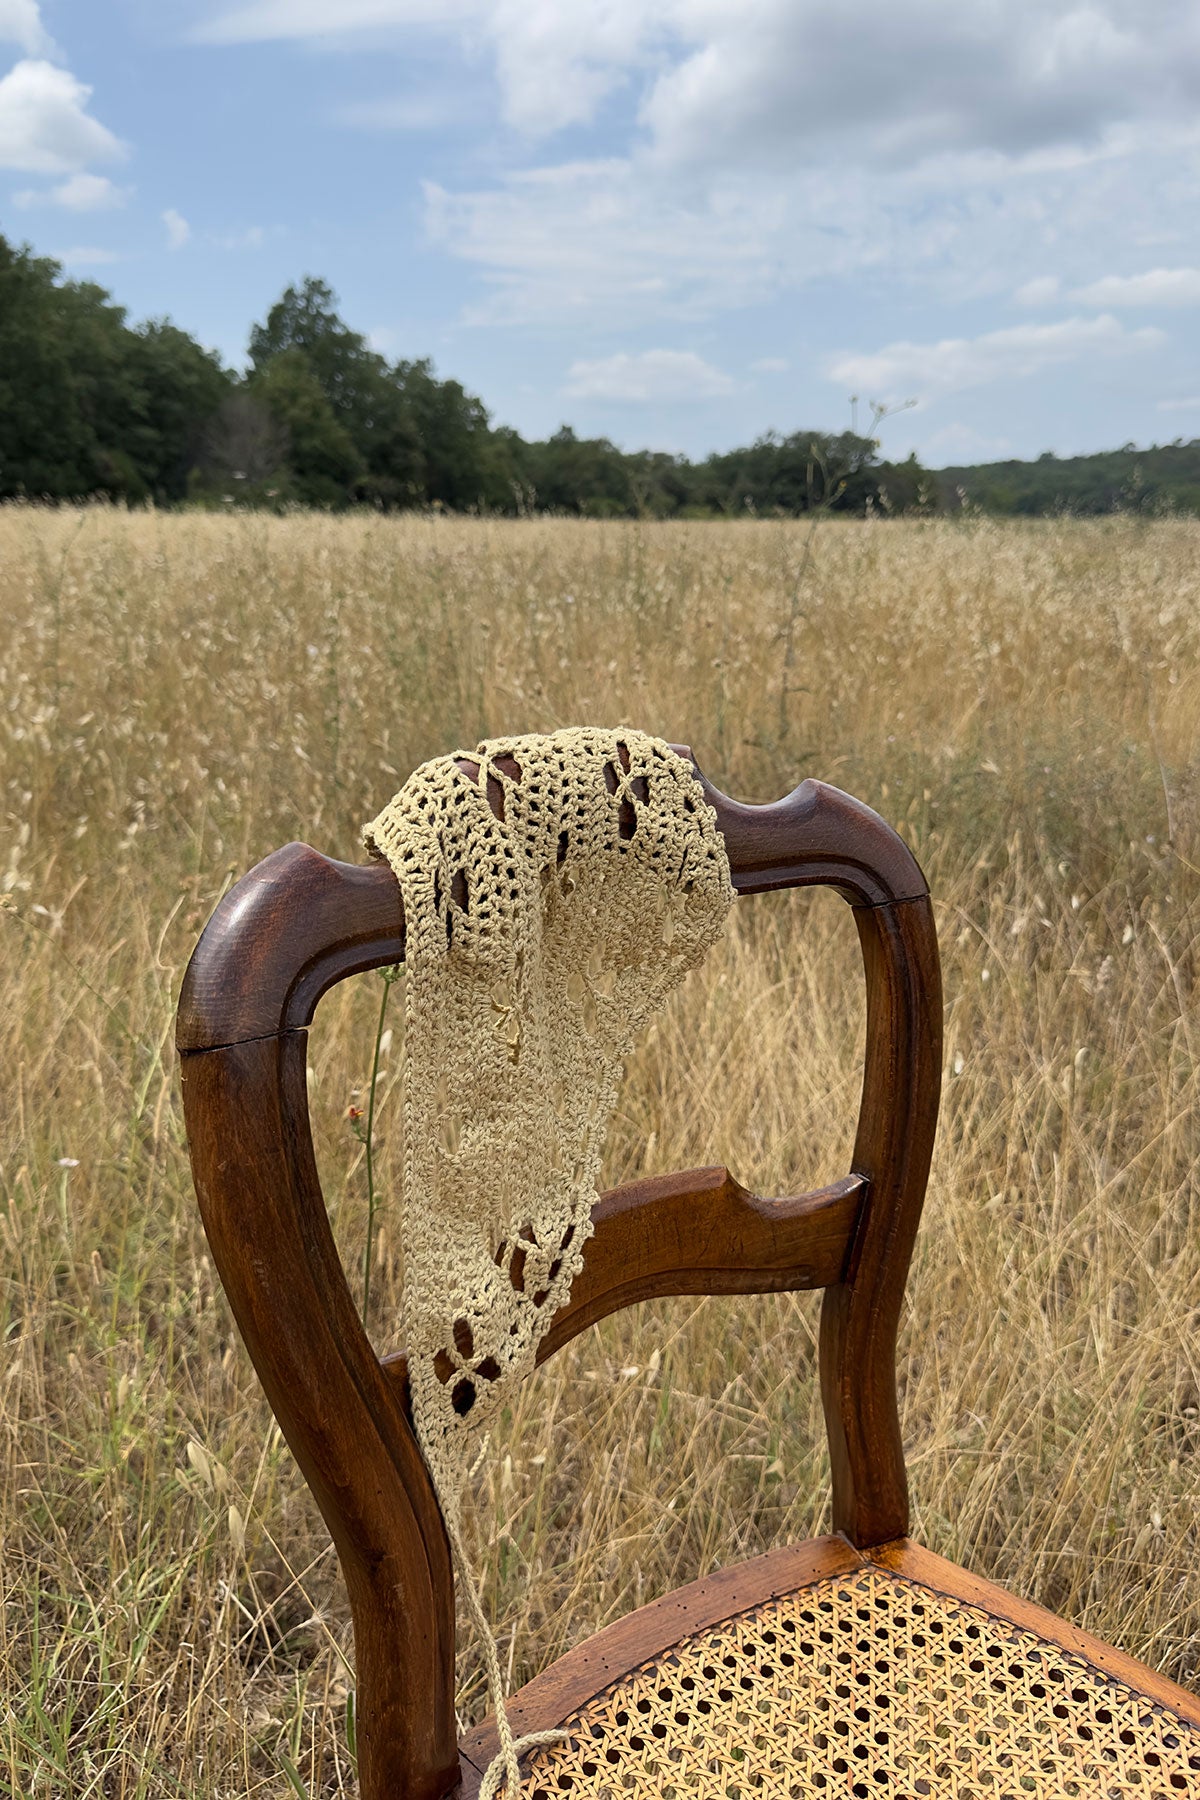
[177,747,1200,1800]
[478,1544,1200,1799]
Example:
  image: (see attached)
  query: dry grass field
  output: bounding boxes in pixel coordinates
[2,507,1199,1797]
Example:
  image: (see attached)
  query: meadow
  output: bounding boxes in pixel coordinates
[1,507,1198,1797]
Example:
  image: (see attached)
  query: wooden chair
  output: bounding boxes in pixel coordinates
[176,751,1200,1800]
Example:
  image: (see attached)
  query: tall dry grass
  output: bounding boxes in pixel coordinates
[1,507,1198,1796]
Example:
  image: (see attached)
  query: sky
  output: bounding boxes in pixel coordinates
[3,1,1200,467]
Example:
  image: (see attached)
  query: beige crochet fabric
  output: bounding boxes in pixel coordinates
[363,727,734,1796]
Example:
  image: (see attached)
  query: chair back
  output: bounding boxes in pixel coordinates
[176,751,942,1800]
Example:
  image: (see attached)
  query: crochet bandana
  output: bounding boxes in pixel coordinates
[363,726,734,1794]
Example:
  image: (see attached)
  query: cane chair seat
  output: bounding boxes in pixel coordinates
[459,1538,1200,1800]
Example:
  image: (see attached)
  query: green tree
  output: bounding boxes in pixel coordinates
[394,358,502,509]
[0,238,950,516]
[250,349,363,507]
[250,276,417,499]
[525,427,640,515]
[0,235,231,502]
[694,429,889,515]
[125,322,232,501]
[0,239,127,497]
[249,276,372,412]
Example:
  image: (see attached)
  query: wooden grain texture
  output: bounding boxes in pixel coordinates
[176,843,404,1052]
[176,765,928,1054]
[688,758,927,907]
[537,1167,864,1357]
[380,1168,866,1409]
[175,750,944,1800]
[456,1535,866,1781]
[820,893,943,1547]
[179,1036,458,1800]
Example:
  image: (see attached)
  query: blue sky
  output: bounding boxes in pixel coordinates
[3,0,1200,465]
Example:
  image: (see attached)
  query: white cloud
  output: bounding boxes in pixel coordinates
[564,349,734,403]
[199,1,1200,160]
[1073,267,1200,307]
[0,0,52,55]
[751,357,789,373]
[828,315,1164,402]
[195,0,1200,351]
[484,0,661,136]
[641,2,1200,173]
[0,59,123,173]
[1157,394,1200,412]
[1014,275,1061,306]
[163,207,190,249]
[14,170,127,209]
[426,139,1200,332]
[54,244,121,266]
[199,0,657,133]
[424,161,815,326]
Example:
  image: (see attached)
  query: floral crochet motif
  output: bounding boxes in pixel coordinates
[363,727,734,1795]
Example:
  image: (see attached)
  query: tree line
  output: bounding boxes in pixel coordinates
[2,235,1197,517]
[935,444,1200,517]
[0,238,926,515]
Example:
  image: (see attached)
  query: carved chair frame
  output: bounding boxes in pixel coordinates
[177,755,941,1799]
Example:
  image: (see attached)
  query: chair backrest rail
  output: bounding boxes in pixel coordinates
[378,1168,869,1416]
[176,768,929,1054]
